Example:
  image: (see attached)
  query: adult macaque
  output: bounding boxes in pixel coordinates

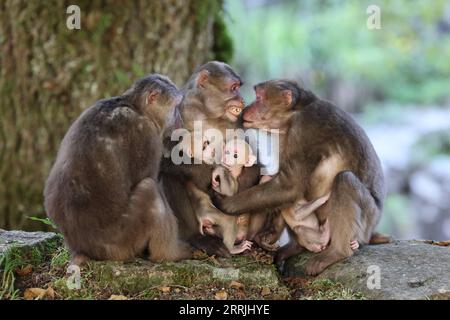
[44,74,190,264]
[214,80,389,275]
[160,61,261,257]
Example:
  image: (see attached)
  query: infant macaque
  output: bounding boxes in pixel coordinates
[176,134,252,255]
[212,137,281,250]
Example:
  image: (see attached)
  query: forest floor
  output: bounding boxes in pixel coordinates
[0,234,365,300]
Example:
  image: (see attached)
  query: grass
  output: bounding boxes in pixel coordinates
[1,241,368,300]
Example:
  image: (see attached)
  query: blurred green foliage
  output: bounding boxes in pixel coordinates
[225,0,450,105]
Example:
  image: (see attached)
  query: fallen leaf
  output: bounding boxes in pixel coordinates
[193,250,208,259]
[174,288,181,293]
[15,264,33,277]
[24,287,54,300]
[215,290,228,300]
[424,240,450,246]
[108,295,128,300]
[229,281,245,290]
[158,286,171,293]
[261,287,271,296]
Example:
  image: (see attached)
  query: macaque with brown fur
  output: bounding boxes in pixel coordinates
[160,61,263,258]
[174,135,253,255]
[44,74,191,265]
[185,181,252,255]
[213,151,358,254]
[214,80,390,275]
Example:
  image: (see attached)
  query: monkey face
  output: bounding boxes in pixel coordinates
[195,61,244,123]
[222,139,256,168]
[243,80,297,130]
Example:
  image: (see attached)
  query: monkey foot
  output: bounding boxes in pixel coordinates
[304,251,347,276]
[350,240,359,251]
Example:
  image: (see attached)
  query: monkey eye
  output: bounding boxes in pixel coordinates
[233,153,238,159]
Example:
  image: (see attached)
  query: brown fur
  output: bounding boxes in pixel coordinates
[44,74,191,264]
[214,79,387,275]
[159,61,263,257]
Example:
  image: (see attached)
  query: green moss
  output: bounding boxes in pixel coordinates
[304,279,366,300]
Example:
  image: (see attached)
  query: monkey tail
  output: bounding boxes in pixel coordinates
[369,231,392,245]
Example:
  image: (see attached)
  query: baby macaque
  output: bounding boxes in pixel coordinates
[176,135,252,255]
[185,181,252,254]
[212,138,276,249]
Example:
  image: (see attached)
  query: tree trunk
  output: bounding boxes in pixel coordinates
[0,0,232,230]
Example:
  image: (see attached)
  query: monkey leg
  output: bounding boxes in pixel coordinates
[304,171,381,276]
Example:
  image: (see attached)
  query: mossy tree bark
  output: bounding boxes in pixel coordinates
[0,0,232,230]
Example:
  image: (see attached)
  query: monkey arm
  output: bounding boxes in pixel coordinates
[214,172,300,216]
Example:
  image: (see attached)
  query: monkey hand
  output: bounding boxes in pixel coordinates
[189,234,231,258]
[230,240,253,255]
[350,240,359,251]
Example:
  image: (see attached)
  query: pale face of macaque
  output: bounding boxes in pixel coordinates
[222,138,257,170]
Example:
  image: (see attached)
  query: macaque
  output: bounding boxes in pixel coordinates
[44,74,191,264]
[159,61,261,257]
[214,80,389,275]
[211,138,283,251]
[175,136,253,255]
[185,181,252,255]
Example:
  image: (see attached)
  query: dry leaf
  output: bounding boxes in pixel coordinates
[193,250,208,259]
[108,295,128,300]
[24,287,54,300]
[261,287,271,296]
[229,281,245,290]
[425,240,450,246]
[16,264,33,277]
[158,286,171,293]
[215,290,228,300]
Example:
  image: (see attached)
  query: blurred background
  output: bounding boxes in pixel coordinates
[0,0,449,240]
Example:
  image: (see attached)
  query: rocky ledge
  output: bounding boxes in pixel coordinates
[0,229,448,300]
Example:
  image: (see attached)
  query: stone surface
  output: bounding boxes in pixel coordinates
[0,229,59,257]
[283,240,450,300]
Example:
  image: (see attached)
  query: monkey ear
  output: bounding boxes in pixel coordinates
[282,90,293,107]
[197,70,210,88]
[146,90,160,105]
[245,154,257,167]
